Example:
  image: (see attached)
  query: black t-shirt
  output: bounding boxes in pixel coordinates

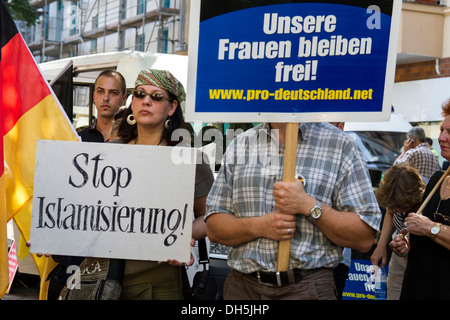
[78,120,105,142]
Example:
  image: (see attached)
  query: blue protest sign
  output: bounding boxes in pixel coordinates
[342,259,389,300]
[186,0,401,123]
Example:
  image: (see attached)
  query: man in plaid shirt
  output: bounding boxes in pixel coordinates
[205,122,382,300]
[394,126,441,181]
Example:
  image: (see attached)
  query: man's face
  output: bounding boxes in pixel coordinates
[93,75,125,120]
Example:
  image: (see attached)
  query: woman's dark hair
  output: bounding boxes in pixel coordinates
[117,92,185,146]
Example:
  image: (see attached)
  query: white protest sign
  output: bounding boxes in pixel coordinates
[29,140,196,263]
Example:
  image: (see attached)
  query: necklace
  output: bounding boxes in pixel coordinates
[437,197,444,213]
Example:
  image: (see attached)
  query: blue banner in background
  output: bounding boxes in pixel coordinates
[194,2,394,115]
[342,259,389,300]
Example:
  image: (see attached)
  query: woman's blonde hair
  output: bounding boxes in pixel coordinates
[375,163,425,209]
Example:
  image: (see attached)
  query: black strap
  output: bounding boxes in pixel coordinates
[192,238,218,300]
[198,238,209,266]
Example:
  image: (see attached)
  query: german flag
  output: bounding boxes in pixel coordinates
[0,1,79,299]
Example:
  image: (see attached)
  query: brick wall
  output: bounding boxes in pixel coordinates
[395,58,450,82]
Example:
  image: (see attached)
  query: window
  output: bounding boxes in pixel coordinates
[120,0,127,20]
[137,0,146,14]
[162,28,168,53]
[136,33,145,51]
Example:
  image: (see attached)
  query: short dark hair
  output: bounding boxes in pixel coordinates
[94,70,126,95]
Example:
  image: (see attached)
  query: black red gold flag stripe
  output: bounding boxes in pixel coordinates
[0,0,79,299]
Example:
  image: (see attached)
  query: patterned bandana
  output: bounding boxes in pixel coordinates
[134,69,186,102]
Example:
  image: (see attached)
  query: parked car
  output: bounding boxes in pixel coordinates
[344,112,412,187]
[344,112,412,172]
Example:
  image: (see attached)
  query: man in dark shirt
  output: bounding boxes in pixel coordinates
[48,70,127,299]
[78,70,127,142]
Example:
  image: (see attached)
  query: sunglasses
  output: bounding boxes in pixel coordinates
[132,90,171,102]
[434,212,450,226]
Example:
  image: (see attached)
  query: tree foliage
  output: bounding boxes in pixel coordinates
[5,0,39,26]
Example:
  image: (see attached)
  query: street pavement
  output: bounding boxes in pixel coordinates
[2,285,39,300]
[1,274,40,300]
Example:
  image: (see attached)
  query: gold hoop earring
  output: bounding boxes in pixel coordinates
[127,114,136,125]
[164,118,172,130]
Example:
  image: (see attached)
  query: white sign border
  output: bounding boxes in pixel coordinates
[29,140,196,263]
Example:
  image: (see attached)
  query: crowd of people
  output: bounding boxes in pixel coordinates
[30,66,450,300]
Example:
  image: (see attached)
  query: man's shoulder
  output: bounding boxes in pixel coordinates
[77,125,89,134]
[412,144,437,157]
[77,126,91,139]
[78,125,105,142]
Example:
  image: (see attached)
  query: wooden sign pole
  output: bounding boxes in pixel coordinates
[417,166,450,214]
[277,122,299,272]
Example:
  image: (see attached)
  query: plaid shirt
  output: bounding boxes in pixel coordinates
[206,123,381,273]
[394,143,441,181]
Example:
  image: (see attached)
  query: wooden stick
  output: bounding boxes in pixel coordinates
[401,167,450,243]
[417,166,450,214]
[277,123,299,272]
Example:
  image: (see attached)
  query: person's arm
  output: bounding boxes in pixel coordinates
[371,209,396,267]
[310,204,376,252]
[405,212,450,250]
[273,180,377,253]
[206,210,296,247]
[192,195,207,240]
[192,150,215,240]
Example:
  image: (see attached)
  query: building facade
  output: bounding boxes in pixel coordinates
[393,0,450,154]
[17,0,450,153]
[19,0,189,62]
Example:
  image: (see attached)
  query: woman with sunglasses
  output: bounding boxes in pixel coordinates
[117,69,185,147]
[112,69,214,299]
[391,100,450,299]
[370,163,425,300]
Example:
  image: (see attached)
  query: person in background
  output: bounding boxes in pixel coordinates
[110,106,127,141]
[112,68,214,299]
[78,70,127,142]
[370,163,425,299]
[45,70,127,299]
[329,122,345,131]
[206,122,381,300]
[394,126,440,182]
[425,137,440,159]
[391,99,450,299]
